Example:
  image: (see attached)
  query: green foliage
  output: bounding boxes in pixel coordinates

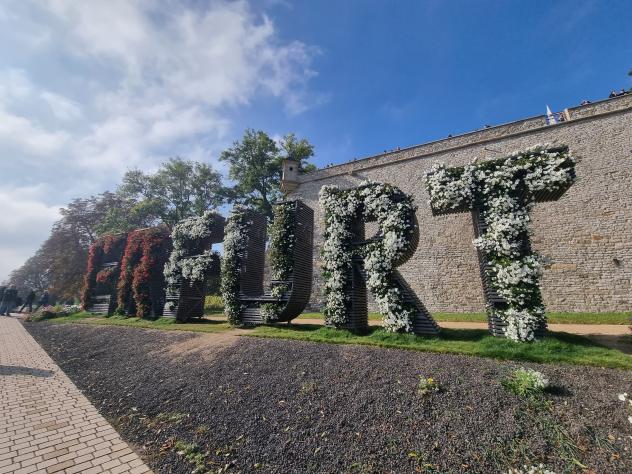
[220,129,315,219]
[174,441,207,472]
[502,368,549,398]
[204,295,223,313]
[116,157,224,228]
[268,202,296,281]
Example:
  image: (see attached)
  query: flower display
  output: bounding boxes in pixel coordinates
[163,211,223,292]
[116,227,171,318]
[80,233,127,309]
[425,144,576,342]
[319,181,417,332]
[221,206,251,325]
[261,202,296,322]
[221,202,298,325]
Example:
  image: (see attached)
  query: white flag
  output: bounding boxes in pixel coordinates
[546,105,557,125]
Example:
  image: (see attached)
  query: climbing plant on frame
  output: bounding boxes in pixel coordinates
[163,211,223,292]
[425,144,576,342]
[80,233,127,309]
[220,205,251,325]
[116,227,171,318]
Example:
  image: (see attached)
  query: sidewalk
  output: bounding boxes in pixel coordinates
[0,315,153,474]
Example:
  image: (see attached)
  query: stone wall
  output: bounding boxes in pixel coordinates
[288,94,632,313]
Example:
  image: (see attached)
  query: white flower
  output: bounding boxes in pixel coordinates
[619,393,628,401]
[425,145,576,342]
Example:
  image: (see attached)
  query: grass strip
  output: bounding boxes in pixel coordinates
[296,311,631,325]
[39,312,232,334]
[245,324,632,370]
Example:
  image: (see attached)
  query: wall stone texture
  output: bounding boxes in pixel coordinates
[288,94,632,314]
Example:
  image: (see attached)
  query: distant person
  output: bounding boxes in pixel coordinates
[19,290,36,313]
[609,90,617,98]
[33,290,50,312]
[580,100,591,105]
[0,285,18,315]
[620,89,627,96]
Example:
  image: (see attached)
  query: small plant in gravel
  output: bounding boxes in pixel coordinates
[617,392,632,425]
[417,376,441,396]
[195,425,210,435]
[174,440,208,473]
[299,381,317,394]
[507,464,556,474]
[502,368,549,398]
[156,412,187,425]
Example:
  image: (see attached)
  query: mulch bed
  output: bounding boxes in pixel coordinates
[25,322,632,473]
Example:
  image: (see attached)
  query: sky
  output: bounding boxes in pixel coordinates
[0,0,631,281]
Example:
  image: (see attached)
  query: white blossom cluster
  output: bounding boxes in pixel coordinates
[164,211,222,291]
[425,145,576,342]
[319,181,417,332]
[261,202,297,321]
[221,206,251,325]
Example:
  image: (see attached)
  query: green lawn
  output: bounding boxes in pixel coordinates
[246,324,632,370]
[38,312,232,334]
[296,311,631,325]
[34,311,631,370]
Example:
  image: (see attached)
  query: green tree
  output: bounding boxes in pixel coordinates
[220,129,315,219]
[116,157,224,228]
[9,193,119,300]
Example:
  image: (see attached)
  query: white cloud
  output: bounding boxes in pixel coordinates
[0,188,61,281]
[0,109,69,155]
[40,91,82,121]
[0,0,321,278]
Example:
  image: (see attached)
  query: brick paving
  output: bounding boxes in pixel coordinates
[0,316,153,474]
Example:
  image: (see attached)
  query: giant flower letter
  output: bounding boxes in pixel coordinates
[221,200,314,326]
[319,181,439,335]
[425,144,576,342]
[164,211,225,322]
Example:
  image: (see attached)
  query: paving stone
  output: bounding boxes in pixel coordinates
[0,317,153,474]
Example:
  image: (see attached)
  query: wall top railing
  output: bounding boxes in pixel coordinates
[295,93,632,184]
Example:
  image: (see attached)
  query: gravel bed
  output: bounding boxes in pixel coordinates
[25,322,632,473]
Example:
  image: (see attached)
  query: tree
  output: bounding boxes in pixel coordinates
[279,133,316,172]
[220,129,315,219]
[8,192,130,300]
[116,157,224,227]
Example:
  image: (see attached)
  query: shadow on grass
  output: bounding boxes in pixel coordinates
[246,324,632,370]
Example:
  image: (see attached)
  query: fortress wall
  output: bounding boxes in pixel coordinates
[289,94,632,313]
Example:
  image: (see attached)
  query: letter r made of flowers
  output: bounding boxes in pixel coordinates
[425,144,576,342]
[319,181,439,335]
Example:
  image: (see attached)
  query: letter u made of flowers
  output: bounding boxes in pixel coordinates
[164,211,225,321]
[425,144,576,342]
[319,181,439,334]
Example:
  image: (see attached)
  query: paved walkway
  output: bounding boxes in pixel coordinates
[0,316,153,474]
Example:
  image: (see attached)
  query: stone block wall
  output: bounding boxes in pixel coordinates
[289,94,632,313]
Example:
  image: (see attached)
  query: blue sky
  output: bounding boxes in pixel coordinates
[0,0,631,279]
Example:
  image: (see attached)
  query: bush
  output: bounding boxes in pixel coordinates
[204,295,223,313]
[28,304,82,321]
[502,368,549,398]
